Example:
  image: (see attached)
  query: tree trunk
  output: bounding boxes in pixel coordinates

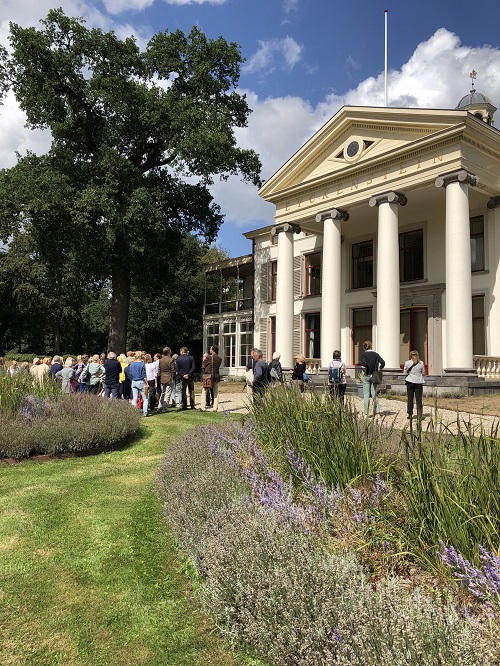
[108,260,131,354]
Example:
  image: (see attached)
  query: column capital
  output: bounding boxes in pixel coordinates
[369,191,407,208]
[435,169,479,189]
[315,208,349,223]
[271,222,301,236]
[487,195,500,209]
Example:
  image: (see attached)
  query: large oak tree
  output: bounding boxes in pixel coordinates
[0,9,261,351]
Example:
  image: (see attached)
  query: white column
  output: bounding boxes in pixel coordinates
[488,196,500,356]
[316,208,348,367]
[369,191,407,370]
[435,170,478,372]
[271,222,301,368]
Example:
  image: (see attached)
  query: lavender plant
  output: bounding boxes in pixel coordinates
[438,541,500,609]
[0,371,61,415]
[0,393,141,458]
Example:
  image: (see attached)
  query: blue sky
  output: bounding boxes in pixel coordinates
[2,0,500,256]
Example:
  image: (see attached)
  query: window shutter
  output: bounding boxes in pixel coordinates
[293,314,301,357]
[260,262,269,303]
[293,256,301,298]
[260,318,268,356]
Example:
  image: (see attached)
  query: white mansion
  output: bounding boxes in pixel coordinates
[203,85,500,384]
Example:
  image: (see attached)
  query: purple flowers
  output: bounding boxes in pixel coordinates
[18,394,54,421]
[438,541,500,607]
[207,418,389,535]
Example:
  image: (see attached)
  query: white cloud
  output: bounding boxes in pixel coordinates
[103,0,155,16]
[283,0,299,13]
[0,91,52,168]
[243,36,303,74]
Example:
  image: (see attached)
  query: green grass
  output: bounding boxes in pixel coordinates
[0,410,241,666]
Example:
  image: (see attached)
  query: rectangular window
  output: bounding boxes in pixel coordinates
[304,252,321,295]
[352,240,373,289]
[399,229,424,282]
[470,215,485,272]
[239,321,253,367]
[270,316,276,357]
[206,323,220,351]
[472,294,485,355]
[223,322,236,368]
[270,260,277,301]
[304,312,321,358]
[352,307,372,364]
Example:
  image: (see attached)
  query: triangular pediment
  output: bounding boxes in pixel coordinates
[259,106,469,201]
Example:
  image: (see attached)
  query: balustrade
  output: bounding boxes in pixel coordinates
[473,355,500,379]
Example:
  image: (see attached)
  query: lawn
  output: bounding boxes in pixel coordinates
[0,410,242,666]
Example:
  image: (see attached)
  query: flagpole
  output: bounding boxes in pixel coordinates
[384,9,388,107]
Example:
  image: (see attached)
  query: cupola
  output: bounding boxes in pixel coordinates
[456,70,496,125]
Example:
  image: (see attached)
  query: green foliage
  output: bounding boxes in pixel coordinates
[402,422,500,566]
[252,385,395,487]
[0,8,262,351]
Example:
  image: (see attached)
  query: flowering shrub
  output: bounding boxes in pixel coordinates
[0,393,142,459]
[156,425,499,665]
[18,394,56,421]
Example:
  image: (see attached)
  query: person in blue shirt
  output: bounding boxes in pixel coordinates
[126,351,148,416]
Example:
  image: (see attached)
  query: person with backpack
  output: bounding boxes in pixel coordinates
[268,351,283,384]
[360,341,385,416]
[328,350,347,405]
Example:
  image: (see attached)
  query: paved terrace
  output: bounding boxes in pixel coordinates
[214,391,500,433]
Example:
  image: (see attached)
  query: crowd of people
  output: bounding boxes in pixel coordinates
[1,341,425,419]
[243,342,424,420]
[0,345,224,417]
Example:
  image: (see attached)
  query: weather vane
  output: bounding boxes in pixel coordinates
[470,69,477,92]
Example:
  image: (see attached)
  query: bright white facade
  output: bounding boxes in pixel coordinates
[243,101,500,377]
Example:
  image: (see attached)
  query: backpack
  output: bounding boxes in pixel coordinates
[328,361,343,384]
[270,367,280,381]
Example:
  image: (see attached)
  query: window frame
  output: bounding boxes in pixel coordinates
[351,307,373,365]
[470,215,485,273]
[304,311,321,359]
[399,227,424,283]
[351,239,374,290]
[270,260,278,302]
[304,251,322,296]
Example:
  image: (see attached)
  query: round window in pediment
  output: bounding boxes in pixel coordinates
[343,135,364,162]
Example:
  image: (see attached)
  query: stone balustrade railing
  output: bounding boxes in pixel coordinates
[473,355,500,379]
[305,358,321,374]
[303,356,500,381]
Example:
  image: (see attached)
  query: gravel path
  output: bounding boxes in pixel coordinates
[215,391,500,433]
